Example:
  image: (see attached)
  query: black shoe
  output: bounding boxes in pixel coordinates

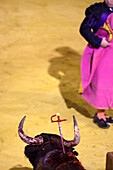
[94,113,110,128]
[106,116,113,123]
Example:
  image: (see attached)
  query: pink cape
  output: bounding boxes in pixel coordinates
[81,13,113,109]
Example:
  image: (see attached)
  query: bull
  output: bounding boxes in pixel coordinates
[18,115,85,170]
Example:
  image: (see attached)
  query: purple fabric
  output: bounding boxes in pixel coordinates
[93,12,109,33]
[81,13,113,109]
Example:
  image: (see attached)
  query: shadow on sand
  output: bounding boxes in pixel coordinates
[48,46,96,118]
[9,165,32,170]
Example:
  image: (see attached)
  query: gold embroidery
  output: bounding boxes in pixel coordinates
[103,22,113,41]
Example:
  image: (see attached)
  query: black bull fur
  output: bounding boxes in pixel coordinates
[24,133,84,170]
[18,116,85,170]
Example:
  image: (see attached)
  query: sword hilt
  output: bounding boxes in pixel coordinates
[51,113,67,123]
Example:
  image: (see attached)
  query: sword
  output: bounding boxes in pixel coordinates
[51,113,67,154]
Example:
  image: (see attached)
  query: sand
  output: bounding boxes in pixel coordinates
[0,0,113,169]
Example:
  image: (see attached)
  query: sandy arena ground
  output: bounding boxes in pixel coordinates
[0,0,113,169]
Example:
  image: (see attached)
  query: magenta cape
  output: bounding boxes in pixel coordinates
[81,13,113,109]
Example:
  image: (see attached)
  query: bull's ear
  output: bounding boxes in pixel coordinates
[73,151,79,156]
[24,145,37,166]
[18,116,44,145]
[24,145,37,156]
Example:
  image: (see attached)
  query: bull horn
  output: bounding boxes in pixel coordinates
[63,115,80,147]
[18,116,43,145]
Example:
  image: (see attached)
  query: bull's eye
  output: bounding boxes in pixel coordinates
[42,147,45,151]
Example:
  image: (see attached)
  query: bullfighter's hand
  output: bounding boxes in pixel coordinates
[100,37,111,48]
